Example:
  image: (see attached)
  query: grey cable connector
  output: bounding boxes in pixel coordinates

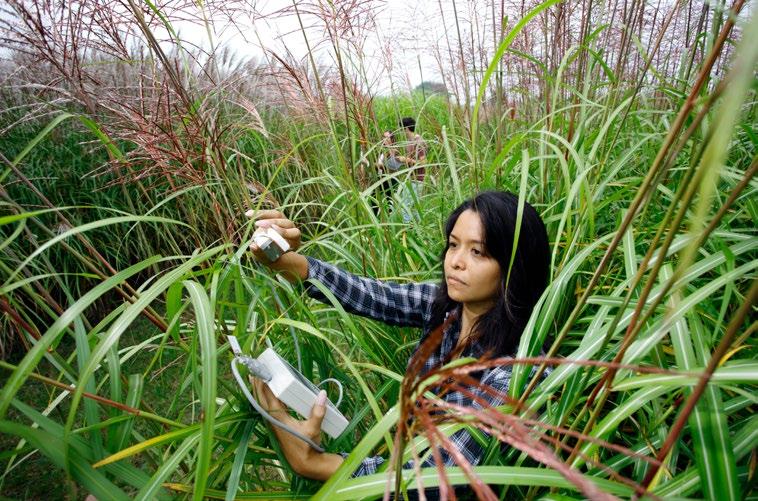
[236,355,273,382]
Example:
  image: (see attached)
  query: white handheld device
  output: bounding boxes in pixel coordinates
[256,348,348,439]
[228,336,348,441]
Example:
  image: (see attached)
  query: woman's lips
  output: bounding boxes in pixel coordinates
[447,276,466,287]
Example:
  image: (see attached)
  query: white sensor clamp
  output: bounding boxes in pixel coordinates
[253,227,290,262]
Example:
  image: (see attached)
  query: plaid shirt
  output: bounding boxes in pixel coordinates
[304,257,514,478]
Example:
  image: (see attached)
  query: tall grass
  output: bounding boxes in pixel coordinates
[1,0,756,499]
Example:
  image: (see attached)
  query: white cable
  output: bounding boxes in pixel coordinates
[317,378,344,408]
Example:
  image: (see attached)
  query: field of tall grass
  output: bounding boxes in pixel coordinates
[0,0,756,499]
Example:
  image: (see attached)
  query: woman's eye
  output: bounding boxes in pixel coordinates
[472,248,482,255]
[448,242,457,248]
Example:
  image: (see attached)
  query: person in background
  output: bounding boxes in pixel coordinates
[395,116,427,175]
[374,117,428,221]
[374,130,403,215]
[395,117,427,222]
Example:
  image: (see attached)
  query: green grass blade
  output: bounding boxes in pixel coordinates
[0,420,130,501]
[505,150,529,291]
[114,373,144,451]
[135,435,200,501]
[183,279,218,501]
[225,420,255,501]
[9,112,74,168]
[0,255,166,418]
[441,126,462,203]
[312,405,399,500]
[63,246,227,447]
[331,466,633,500]
[2,214,190,287]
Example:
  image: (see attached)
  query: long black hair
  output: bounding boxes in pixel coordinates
[428,191,550,357]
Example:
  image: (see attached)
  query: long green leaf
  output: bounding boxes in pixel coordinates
[135,435,200,501]
[331,466,633,500]
[225,420,255,501]
[62,246,226,437]
[0,420,130,501]
[2,215,190,286]
[184,280,217,501]
[312,405,399,500]
[0,255,165,418]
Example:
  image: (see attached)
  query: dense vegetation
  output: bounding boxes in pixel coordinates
[0,0,755,499]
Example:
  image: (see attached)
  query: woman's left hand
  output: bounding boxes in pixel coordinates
[252,378,342,480]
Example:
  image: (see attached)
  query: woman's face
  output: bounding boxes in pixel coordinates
[444,209,502,314]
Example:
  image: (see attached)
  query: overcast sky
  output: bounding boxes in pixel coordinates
[172,0,447,94]
[0,0,454,95]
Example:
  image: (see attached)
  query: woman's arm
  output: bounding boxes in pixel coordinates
[304,256,437,328]
[246,211,408,480]
[252,378,344,481]
[253,378,390,480]
[247,210,438,327]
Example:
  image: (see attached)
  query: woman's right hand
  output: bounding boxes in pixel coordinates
[245,209,302,256]
[245,209,309,281]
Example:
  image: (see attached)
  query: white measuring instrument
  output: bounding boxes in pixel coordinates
[228,336,348,441]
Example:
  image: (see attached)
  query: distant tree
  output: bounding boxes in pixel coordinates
[414,81,449,97]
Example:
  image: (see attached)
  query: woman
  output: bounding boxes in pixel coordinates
[247,190,550,484]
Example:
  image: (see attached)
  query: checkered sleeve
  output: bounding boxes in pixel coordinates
[304,256,438,328]
[339,452,386,477]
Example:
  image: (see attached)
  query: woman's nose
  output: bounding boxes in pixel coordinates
[450,249,465,269]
